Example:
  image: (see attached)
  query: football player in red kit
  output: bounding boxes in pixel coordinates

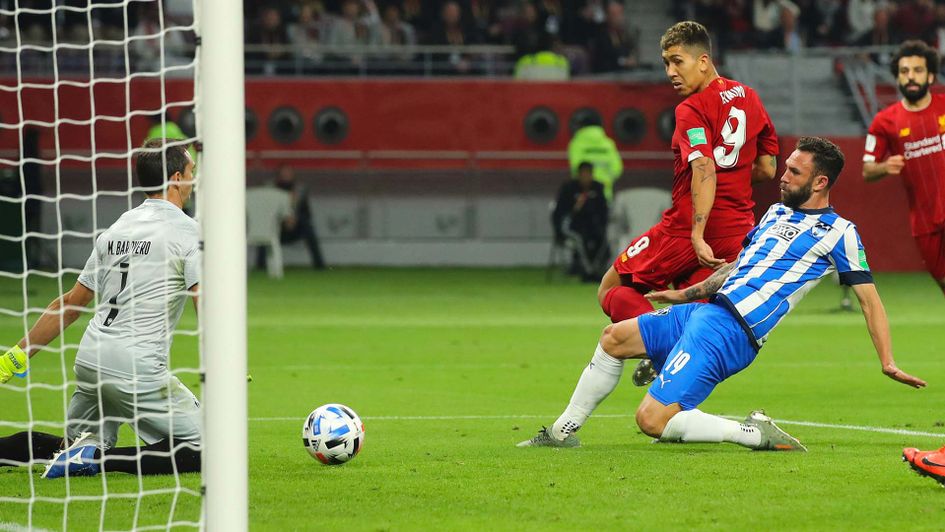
[863,40,945,295]
[597,21,779,384]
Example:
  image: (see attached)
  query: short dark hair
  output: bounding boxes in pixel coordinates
[577,161,594,173]
[891,39,940,78]
[796,136,844,188]
[135,138,190,191]
[660,21,712,55]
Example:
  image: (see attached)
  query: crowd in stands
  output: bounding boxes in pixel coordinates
[1,0,944,76]
[243,0,641,75]
[676,0,945,57]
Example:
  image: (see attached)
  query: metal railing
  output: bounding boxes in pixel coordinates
[244,43,517,77]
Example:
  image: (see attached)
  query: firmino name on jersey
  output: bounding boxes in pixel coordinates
[719,85,745,104]
[107,240,152,256]
[903,134,945,160]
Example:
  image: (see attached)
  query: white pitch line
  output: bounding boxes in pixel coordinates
[252,413,945,438]
[0,523,54,532]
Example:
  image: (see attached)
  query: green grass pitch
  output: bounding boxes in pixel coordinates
[1,268,944,530]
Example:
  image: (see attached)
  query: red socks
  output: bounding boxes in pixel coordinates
[601,285,654,323]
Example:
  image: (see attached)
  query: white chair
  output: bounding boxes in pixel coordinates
[246,186,292,279]
[610,187,672,253]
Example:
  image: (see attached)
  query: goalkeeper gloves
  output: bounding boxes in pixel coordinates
[0,345,28,384]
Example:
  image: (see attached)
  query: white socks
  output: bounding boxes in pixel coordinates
[550,344,624,440]
[659,409,762,448]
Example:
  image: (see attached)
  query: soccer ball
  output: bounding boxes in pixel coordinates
[302,403,365,465]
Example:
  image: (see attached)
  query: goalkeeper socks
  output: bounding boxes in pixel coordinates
[601,285,654,322]
[0,431,63,465]
[551,344,624,440]
[102,438,201,475]
[659,409,762,447]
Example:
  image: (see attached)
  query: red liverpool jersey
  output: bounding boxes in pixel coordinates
[864,93,945,236]
[662,77,779,239]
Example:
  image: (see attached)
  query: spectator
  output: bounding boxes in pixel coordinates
[374,3,417,69]
[246,6,291,75]
[288,1,330,70]
[894,0,935,42]
[552,161,609,282]
[401,0,435,39]
[803,0,842,47]
[272,165,326,270]
[780,1,802,52]
[567,114,623,202]
[470,0,507,44]
[871,3,892,47]
[589,0,639,73]
[512,1,549,58]
[131,3,191,73]
[427,1,477,74]
[324,0,381,70]
[932,4,945,58]
[847,0,877,45]
[752,0,783,48]
[379,3,417,46]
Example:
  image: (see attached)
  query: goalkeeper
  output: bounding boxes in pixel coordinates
[0,138,201,478]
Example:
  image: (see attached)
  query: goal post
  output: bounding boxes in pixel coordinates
[197,0,248,529]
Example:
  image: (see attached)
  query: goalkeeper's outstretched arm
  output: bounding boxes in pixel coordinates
[19,281,95,356]
[1,281,94,383]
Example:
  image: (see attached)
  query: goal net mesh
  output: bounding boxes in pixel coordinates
[0,0,203,529]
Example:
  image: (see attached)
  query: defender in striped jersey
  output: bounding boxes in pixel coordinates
[519,137,925,450]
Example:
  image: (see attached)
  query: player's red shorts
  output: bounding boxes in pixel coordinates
[914,228,945,280]
[613,223,746,291]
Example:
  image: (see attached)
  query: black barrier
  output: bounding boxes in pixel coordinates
[568,107,603,134]
[268,106,303,144]
[523,106,559,144]
[246,107,259,141]
[657,108,675,142]
[313,107,349,145]
[612,108,646,145]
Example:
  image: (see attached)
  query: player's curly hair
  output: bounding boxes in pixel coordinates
[136,138,190,191]
[796,136,844,189]
[891,40,940,78]
[660,21,711,55]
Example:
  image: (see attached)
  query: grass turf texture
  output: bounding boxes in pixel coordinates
[1,268,944,530]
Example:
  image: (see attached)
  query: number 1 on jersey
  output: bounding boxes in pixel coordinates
[103,262,129,327]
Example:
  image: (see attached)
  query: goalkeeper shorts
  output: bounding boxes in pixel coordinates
[66,364,202,449]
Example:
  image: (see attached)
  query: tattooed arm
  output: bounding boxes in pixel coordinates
[751,154,777,185]
[645,262,736,304]
[690,156,725,269]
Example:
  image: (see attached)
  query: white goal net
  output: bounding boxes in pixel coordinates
[0,0,245,529]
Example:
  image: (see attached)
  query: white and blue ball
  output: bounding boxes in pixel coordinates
[302,403,365,465]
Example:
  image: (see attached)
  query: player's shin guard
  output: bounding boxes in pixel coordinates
[551,344,624,440]
[659,409,761,447]
[102,438,201,475]
[0,431,63,465]
[601,285,654,323]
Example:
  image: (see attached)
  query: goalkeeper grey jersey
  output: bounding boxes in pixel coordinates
[75,198,200,385]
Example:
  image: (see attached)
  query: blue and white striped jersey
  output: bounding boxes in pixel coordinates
[715,203,873,348]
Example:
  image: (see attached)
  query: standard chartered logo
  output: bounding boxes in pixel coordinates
[903,135,944,160]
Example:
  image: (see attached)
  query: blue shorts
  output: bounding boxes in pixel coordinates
[636,302,757,410]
